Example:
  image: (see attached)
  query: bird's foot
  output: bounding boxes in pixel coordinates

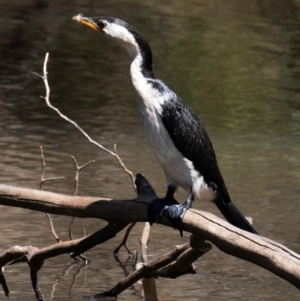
[148,196,178,225]
[148,197,190,237]
[161,203,190,237]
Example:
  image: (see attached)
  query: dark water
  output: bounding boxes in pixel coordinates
[0,0,299,300]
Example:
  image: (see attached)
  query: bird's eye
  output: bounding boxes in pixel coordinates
[98,21,106,29]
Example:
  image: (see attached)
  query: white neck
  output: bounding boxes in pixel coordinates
[130,54,150,103]
[115,39,140,60]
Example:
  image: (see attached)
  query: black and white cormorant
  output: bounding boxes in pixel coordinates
[73,14,259,235]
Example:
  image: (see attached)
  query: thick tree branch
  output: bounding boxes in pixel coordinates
[0,174,299,290]
[94,235,211,298]
[0,223,127,268]
[153,235,212,279]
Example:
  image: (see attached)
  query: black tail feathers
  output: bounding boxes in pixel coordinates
[215,198,259,234]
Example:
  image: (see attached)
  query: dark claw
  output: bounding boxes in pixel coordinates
[148,196,191,236]
[161,204,188,237]
[148,196,179,225]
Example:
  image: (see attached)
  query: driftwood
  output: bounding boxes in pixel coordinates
[0,42,290,298]
[0,173,299,299]
[0,53,298,299]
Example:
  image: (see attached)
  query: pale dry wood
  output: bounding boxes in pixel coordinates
[34,53,136,191]
[0,174,299,290]
[0,223,127,268]
[40,146,64,243]
[153,235,212,279]
[105,236,210,297]
[138,222,157,301]
[93,243,191,298]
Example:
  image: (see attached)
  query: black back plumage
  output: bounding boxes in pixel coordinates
[161,94,258,233]
[161,95,231,203]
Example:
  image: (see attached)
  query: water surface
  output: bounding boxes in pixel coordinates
[0,0,299,300]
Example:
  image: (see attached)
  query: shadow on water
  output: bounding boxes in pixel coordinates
[0,0,299,300]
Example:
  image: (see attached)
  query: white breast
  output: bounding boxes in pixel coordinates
[130,58,212,200]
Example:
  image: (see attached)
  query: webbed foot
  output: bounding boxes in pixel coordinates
[148,195,178,225]
[148,187,195,237]
[161,202,190,237]
[148,197,191,237]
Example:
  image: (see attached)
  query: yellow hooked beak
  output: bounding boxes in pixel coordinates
[72,14,101,32]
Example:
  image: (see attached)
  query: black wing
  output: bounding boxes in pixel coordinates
[161,97,231,203]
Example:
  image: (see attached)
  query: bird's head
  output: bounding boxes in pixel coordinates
[72,14,151,61]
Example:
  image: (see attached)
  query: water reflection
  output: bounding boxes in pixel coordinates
[0,0,299,300]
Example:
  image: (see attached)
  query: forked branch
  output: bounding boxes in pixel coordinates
[33,53,136,192]
[0,174,299,291]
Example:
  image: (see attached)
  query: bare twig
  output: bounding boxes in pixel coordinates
[139,222,151,264]
[69,156,94,262]
[39,146,65,190]
[68,263,87,295]
[35,52,138,267]
[91,243,191,298]
[69,156,95,242]
[50,262,87,300]
[45,213,61,243]
[69,156,95,238]
[70,156,95,196]
[138,222,156,301]
[34,53,135,190]
[113,223,135,258]
[0,268,9,298]
[154,235,212,279]
[114,144,136,192]
[30,259,44,301]
[39,146,64,243]
[93,235,211,298]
